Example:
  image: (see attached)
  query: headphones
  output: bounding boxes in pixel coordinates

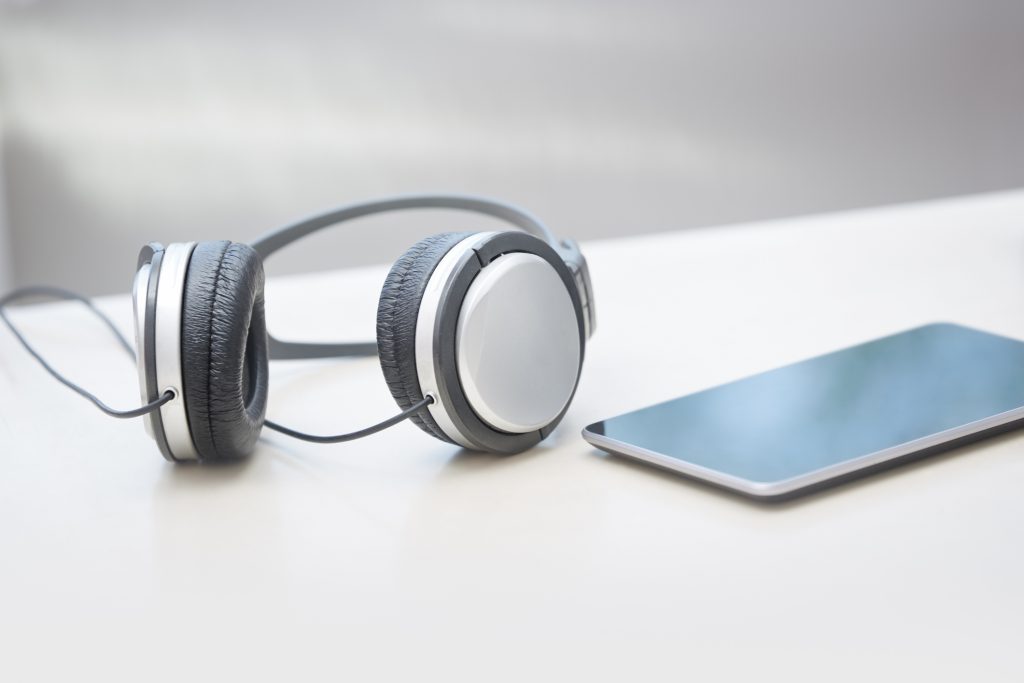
[126,195,595,463]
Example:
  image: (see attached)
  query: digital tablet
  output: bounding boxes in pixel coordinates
[583,323,1024,500]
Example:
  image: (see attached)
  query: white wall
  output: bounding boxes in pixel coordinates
[0,202,8,291]
[0,112,10,292]
[1,1,1023,295]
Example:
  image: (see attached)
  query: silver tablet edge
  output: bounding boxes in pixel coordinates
[581,404,1024,498]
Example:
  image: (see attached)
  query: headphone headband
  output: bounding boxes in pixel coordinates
[249,194,593,361]
[250,194,560,260]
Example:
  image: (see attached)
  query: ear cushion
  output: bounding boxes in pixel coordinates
[181,241,269,461]
[377,232,471,443]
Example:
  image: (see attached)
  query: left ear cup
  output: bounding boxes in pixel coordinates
[181,241,269,461]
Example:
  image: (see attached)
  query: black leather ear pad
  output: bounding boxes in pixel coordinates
[377,232,471,444]
[181,241,269,461]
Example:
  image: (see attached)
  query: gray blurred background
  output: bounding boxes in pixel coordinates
[0,0,1022,295]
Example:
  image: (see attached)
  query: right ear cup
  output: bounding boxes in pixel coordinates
[181,241,269,461]
[376,232,470,443]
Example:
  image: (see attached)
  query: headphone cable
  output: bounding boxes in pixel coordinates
[0,286,174,418]
[263,394,434,444]
[1,285,433,438]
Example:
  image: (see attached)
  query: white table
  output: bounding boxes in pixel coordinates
[2,192,1023,681]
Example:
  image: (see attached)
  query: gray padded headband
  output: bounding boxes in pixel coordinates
[251,194,561,259]
[249,194,588,360]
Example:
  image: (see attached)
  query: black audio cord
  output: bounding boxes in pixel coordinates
[263,395,433,443]
[0,286,174,418]
[0,285,431,441]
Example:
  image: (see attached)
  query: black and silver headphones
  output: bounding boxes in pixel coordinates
[8,194,595,463]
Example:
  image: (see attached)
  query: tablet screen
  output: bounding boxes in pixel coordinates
[587,323,1024,486]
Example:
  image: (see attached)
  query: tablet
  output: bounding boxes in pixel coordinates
[583,323,1024,500]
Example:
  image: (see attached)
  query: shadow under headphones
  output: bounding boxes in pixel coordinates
[1,195,595,464]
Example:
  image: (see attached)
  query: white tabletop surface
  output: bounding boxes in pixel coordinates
[2,191,1023,681]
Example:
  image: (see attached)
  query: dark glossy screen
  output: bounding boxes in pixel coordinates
[589,324,1024,484]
